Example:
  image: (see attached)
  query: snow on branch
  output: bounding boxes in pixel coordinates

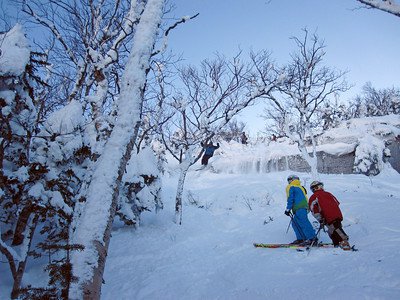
[0,238,22,272]
[103,0,143,68]
[357,0,400,17]
[153,13,200,56]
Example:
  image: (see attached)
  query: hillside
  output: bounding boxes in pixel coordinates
[100,167,400,299]
[1,115,400,299]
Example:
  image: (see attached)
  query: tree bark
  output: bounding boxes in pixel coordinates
[10,214,39,299]
[175,163,190,225]
[357,0,400,17]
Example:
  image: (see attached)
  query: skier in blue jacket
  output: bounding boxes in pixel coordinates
[201,141,220,166]
[284,174,316,245]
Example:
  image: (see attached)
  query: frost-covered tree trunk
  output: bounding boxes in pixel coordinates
[175,161,191,225]
[68,0,164,298]
[356,0,400,17]
[173,146,197,224]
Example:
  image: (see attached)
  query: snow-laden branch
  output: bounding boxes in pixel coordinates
[357,0,400,17]
[153,13,200,56]
[102,0,143,68]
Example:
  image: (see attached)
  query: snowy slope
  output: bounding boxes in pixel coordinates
[1,116,400,299]
[101,166,400,300]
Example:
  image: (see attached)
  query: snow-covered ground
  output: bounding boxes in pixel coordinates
[1,115,400,299]
[101,165,400,300]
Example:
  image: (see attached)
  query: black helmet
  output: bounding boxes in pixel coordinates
[310,181,324,192]
[287,174,299,183]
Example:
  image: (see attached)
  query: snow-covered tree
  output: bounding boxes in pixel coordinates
[356,0,400,17]
[161,51,279,224]
[0,24,77,299]
[351,82,400,117]
[20,0,143,145]
[317,100,350,130]
[68,0,165,298]
[118,140,164,227]
[263,29,350,178]
[218,119,247,143]
[0,1,197,297]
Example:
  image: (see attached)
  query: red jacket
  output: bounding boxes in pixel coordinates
[308,190,343,224]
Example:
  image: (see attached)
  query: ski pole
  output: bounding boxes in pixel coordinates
[286,218,292,234]
[307,223,324,255]
[310,223,323,248]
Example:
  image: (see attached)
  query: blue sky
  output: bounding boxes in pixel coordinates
[2,0,398,134]
[167,0,400,134]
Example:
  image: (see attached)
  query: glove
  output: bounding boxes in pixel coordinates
[284,210,291,216]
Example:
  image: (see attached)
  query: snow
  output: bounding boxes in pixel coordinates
[28,182,46,198]
[1,126,400,299]
[320,115,400,144]
[49,191,73,216]
[98,166,400,300]
[44,100,84,134]
[124,147,160,178]
[99,114,399,299]
[0,24,30,77]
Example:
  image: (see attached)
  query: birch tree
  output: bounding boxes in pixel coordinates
[264,29,350,178]
[356,0,400,17]
[67,0,165,298]
[160,51,279,224]
[20,0,144,144]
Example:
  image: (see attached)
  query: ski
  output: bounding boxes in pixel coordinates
[253,242,334,249]
[253,242,358,251]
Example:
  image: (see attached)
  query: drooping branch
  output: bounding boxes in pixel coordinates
[356,0,400,17]
[152,13,200,56]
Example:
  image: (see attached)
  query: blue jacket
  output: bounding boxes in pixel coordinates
[286,179,308,213]
[203,143,219,156]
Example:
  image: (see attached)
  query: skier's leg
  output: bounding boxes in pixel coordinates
[291,215,304,241]
[331,220,349,241]
[295,209,316,240]
[328,220,349,246]
[327,223,339,245]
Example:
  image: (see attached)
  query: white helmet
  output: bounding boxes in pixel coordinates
[310,181,324,192]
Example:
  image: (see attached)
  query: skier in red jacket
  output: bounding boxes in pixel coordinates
[308,181,351,250]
